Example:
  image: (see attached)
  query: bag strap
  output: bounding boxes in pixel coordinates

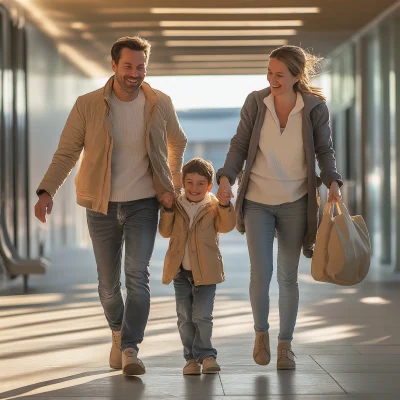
[323,200,351,218]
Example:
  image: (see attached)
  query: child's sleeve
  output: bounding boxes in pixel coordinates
[215,202,236,233]
[159,207,176,238]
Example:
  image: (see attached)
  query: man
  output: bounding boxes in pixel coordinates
[34,36,187,376]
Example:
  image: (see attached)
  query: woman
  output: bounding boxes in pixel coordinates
[216,45,342,370]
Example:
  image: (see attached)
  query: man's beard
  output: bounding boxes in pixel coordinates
[117,74,143,94]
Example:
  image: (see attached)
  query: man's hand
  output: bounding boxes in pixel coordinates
[34,192,53,223]
[217,176,234,205]
[328,181,342,203]
[161,192,175,209]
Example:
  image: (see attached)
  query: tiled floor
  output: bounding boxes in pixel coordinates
[1,231,400,399]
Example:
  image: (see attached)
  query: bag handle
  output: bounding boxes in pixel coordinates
[323,200,351,218]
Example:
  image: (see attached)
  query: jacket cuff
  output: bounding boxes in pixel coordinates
[216,169,235,185]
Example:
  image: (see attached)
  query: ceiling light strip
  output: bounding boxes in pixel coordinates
[150,61,269,68]
[108,20,304,28]
[99,7,320,15]
[161,29,297,36]
[171,54,270,61]
[165,39,287,47]
[148,68,267,75]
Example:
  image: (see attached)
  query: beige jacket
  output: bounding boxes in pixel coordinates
[159,194,236,286]
[37,77,187,214]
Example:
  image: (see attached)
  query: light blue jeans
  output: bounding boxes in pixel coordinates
[86,197,159,351]
[243,195,308,341]
[173,269,217,362]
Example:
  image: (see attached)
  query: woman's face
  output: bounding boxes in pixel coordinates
[267,57,300,97]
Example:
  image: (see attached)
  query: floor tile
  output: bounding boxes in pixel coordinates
[219,372,345,395]
[312,354,400,366]
[332,373,400,394]
[352,345,400,354]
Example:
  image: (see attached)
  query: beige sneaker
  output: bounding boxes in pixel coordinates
[183,359,201,375]
[109,330,122,369]
[277,341,296,370]
[202,356,221,374]
[122,348,146,375]
[253,331,271,365]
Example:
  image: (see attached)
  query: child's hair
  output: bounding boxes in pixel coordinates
[182,158,215,185]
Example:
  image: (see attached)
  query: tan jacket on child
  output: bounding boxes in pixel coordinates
[159,193,236,286]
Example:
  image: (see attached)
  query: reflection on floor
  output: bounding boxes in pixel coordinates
[1,231,400,399]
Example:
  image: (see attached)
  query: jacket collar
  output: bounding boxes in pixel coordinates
[175,193,219,224]
[255,86,324,115]
[103,76,158,106]
[264,91,304,117]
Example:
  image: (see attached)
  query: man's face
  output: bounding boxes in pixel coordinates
[112,48,147,94]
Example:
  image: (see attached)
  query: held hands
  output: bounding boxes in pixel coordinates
[34,192,53,223]
[161,191,175,209]
[217,176,234,206]
[328,181,342,203]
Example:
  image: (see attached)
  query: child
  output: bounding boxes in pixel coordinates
[159,158,236,375]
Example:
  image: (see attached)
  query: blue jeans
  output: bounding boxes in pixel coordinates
[173,270,217,362]
[243,195,308,341]
[86,197,159,351]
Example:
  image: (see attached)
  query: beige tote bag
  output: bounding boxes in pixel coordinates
[311,200,371,286]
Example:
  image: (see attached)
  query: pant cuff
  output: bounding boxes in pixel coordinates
[121,344,139,352]
[197,351,217,363]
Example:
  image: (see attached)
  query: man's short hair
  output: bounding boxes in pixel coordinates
[111,36,151,64]
[182,158,215,185]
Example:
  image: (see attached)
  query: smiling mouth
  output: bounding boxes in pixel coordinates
[271,85,281,88]
[126,77,139,84]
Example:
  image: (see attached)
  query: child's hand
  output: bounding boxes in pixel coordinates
[161,192,175,209]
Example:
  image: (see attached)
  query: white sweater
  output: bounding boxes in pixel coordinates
[109,89,156,202]
[245,92,308,205]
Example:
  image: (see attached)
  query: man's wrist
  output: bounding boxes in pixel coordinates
[37,189,49,197]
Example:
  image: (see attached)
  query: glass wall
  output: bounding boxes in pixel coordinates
[327,9,400,271]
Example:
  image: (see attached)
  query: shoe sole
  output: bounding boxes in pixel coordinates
[253,358,271,366]
[183,371,201,375]
[123,362,146,376]
[277,363,296,370]
[110,364,122,370]
[202,367,221,374]
[253,352,271,366]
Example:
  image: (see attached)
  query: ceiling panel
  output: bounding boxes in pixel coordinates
[13,0,400,76]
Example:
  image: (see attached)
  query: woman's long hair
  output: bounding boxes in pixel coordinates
[269,45,326,102]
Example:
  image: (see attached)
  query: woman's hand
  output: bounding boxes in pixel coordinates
[328,181,342,203]
[217,176,234,205]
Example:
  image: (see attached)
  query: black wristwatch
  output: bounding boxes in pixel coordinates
[37,189,49,197]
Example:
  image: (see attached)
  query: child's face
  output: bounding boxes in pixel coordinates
[183,173,213,203]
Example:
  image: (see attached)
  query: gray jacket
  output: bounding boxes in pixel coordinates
[216,87,343,258]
